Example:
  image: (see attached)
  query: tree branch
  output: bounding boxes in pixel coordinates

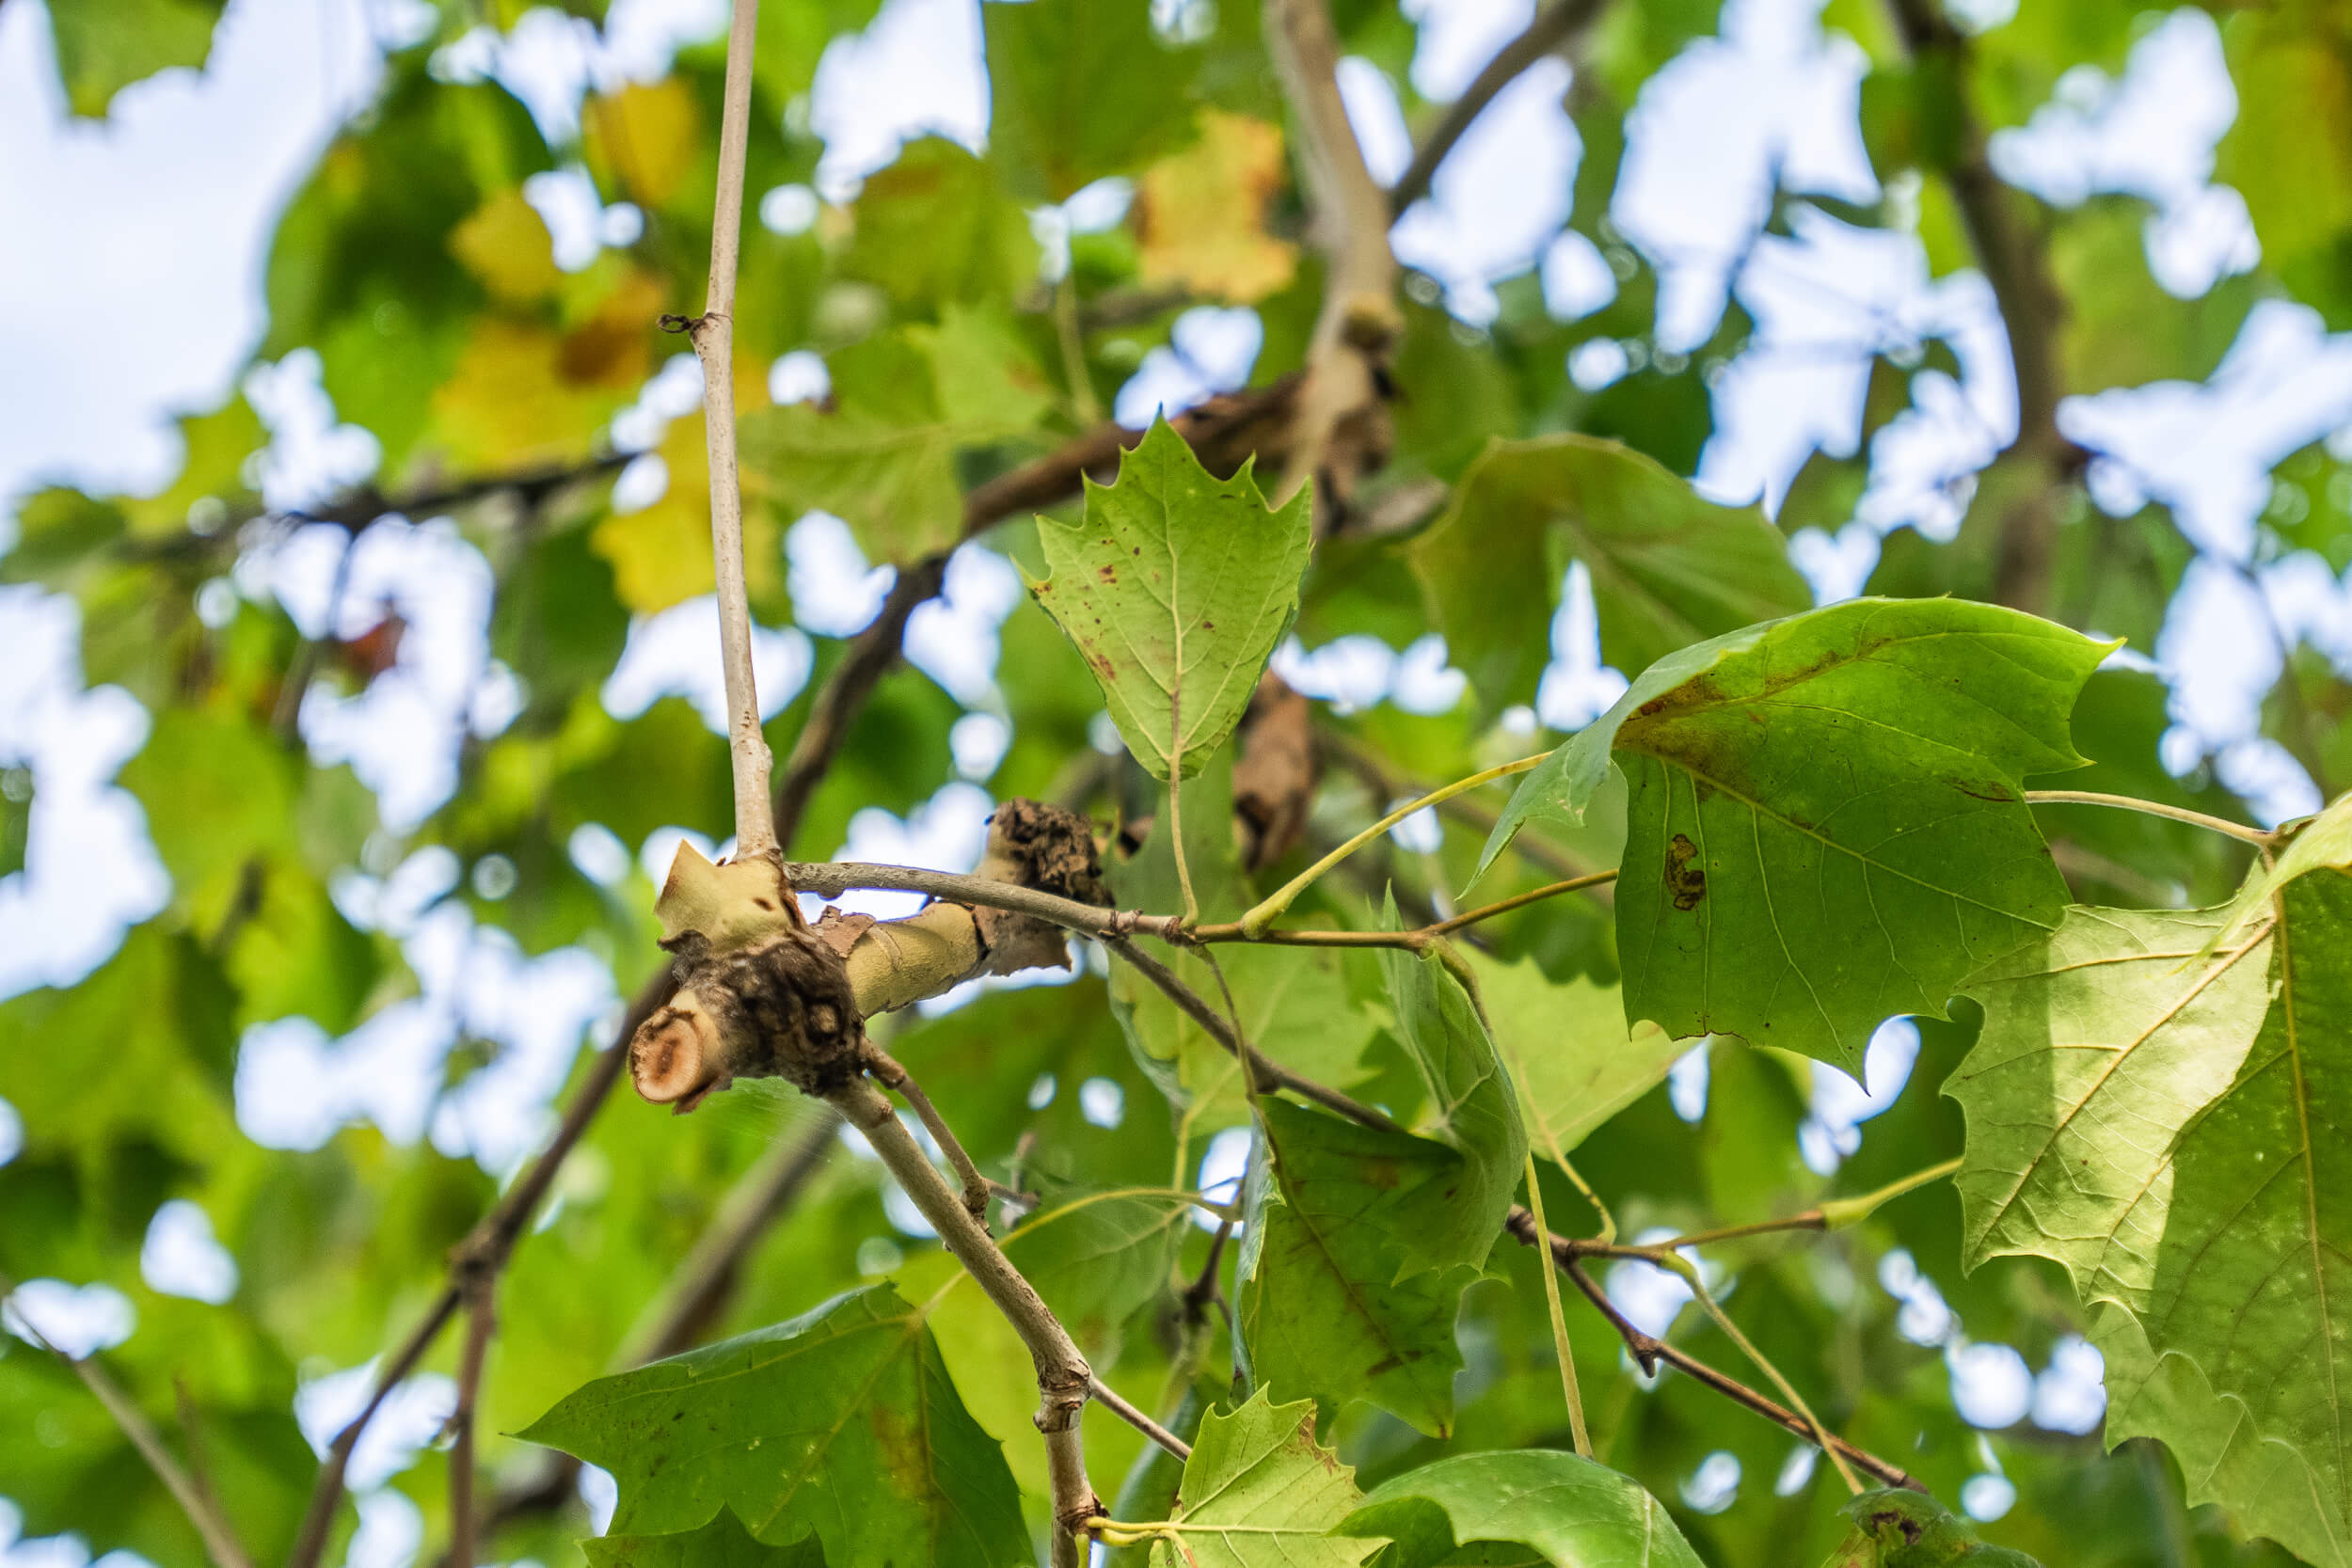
[444,1280,498,1568]
[1502,1212,1927,1494]
[1099,934,1405,1134]
[290,974,664,1568]
[1883,0,2074,614]
[1264,0,1400,523]
[0,1275,258,1568]
[1389,0,1603,214]
[1089,1374,1193,1462]
[864,1042,991,1221]
[785,860,1186,942]
[679,0,775,858]
[828,1078,1102,1566]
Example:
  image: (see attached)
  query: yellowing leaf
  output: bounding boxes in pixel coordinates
[1136,111,1297,304]
[586,78,703,210]
[450,186,562,305]
[428,320,628,470]
[593,356,777,614]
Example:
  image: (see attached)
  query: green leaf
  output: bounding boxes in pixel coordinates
[1947,906,2271,1295]
[1001,1187,1196,1359]
[1466,952,1683,1159]
[2092,1305,2349,1568]
[1136,1388,1384,1568]
[843,138,1042,308]
[1412,435,1811,708]
[1481,598,2107,1070]
[41,0,226,117]
[1027,418,1313,781]
[743,309,1054,563]
[1952,851,2352,1538]
[1339,1449,1707,1568]
[1375,899,1526,1263]
[984,0,1202,200]
[0,763,30,879]
[1818,1490,2041,1566]
[1239,1100,1475,1435]
[518,1284,1031,1568]
[119,706,303,907]
[581,1507,824,1568]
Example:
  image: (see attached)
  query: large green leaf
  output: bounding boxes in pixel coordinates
[1027,418,1312,781]
[41,0,226,117]
[2092,1305,2349,1568]
[1375,900,1526,1262]
[518,1284,1030,1568]
[1481,598,2107,1070]
[843,138,1042,308]
[1339,1449,1706,1567]
[1952,849,2352,1538]
[1239,1100,1475,1435]
[1467,952,1682,1160]
[1129,1388,1383,1568]
[1412,435,1810,708]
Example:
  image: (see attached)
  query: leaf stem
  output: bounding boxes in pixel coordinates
[1195,870,1617,949]
[2024,789,2270,847]
[1519,1148,1593,1456]
[1648,1156,1963,1250]
[686,0,776,860]
[1,1275,258,1568]
[1237,752,1551,936]
[1664,1256,1863,1495]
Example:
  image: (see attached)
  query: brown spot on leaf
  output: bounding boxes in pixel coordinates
[1666,833,1707,911]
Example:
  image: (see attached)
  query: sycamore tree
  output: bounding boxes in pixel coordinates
[8,1,2352,1566]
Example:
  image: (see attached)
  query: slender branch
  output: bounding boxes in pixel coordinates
[1089,1374,1193,1462]
[1665,1257,1862,1495]
[289,976,660,1568]
[1,1275,258,1568]
[680,0,774,857]
[1883,0,2072,614]
[829,1078,1101,1566]
[1389,0,1602,214]
[1239,752,1550,935]
[2025,789,2271,847]
[1101,935,1405,1134]
[1194,870,1616,950]
[1499,1222,1927,1493]
[786,860,1185,942]
[1326,735,1609,895]
[865,1042,991,1222]
[445,1281,498,1568]
[1264,0,1399,518]
[1183,1214,1235,1320]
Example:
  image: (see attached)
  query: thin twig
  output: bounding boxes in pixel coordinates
[681,0,775,858]
[445,1280,498,1568]
[1101,935,1404,1134]
[829,1079,1101,1567]
[1501,1216,1925,1493]
[288,975,661,1568]
[1388,0,1602,214]
[1194,870,1617,949]
[1183,1214,1235,1321]
[786,860,1186,942]
[1239,752,1551,935]
[1672,1259,1862,1494]
[1518,1148,1592,1456]
[1089,1375,1194,1462]
[1,1275,258,1568]
[865,1042,992,1222]
[1325,735,1608,894]
[2025,789,2271,847]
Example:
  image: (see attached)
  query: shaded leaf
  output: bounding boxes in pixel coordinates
[1340,1449,1706,1568]
[519,1284,1030,1568]
[581,1506,823,1568]
[1002,1187,1196,1359]
[843,138,1041,308]
[985,0,1201,200]
[1819,1489,2040,1566]
[1467,952,1682,1159]
[1482,598,2106,1070]
[1413,435,1810,709]
[42,0,225,117]
[1240,1100,1474,1435]
[1029,418,1312,781]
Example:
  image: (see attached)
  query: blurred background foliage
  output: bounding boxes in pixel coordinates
[2,0,2349,1563]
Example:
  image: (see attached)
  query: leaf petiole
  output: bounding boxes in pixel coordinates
[2024,788,2271,847]
[1236,752,1551,937]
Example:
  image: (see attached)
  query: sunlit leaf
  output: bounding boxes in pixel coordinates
[1340,1449,1707,1568]
[1136,1388,1384,1568]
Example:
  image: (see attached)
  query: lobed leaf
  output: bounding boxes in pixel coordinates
[1340,1449,1706,1567]
[1028,418,1312,781]
[1142,1388,1384,1568]
[1481,597,2108,1069]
